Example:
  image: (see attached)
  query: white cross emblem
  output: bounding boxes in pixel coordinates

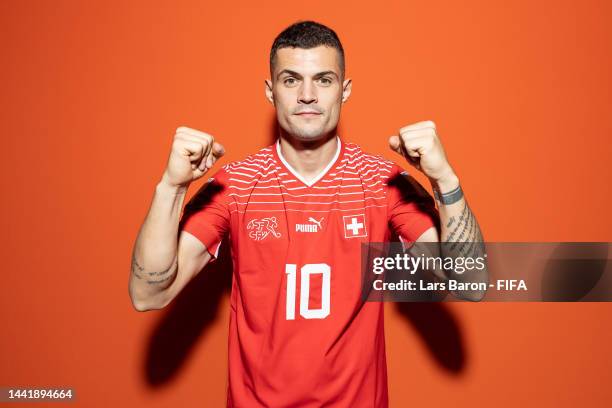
[343,214,367,238]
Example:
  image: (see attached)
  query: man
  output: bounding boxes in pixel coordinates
[129,20,485,407]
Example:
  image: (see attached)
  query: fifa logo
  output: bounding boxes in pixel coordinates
[247,217,282,241]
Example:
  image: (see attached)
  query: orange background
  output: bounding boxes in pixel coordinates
[1,0,611,407]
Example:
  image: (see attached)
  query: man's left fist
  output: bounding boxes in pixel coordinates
[389,120,455,182]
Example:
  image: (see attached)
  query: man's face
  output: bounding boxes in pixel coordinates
[265,45,352,142]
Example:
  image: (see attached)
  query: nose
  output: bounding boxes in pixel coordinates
[298,80,317,104]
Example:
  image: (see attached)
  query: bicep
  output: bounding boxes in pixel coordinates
[387,167,440,242]
[415,226,439,243]
[161,230,212,307]
[411,226,447,280]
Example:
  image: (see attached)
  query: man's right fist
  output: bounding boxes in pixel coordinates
[161,126,225,188]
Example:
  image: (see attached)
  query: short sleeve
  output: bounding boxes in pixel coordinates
[387,164,440,243]
[179,167,231,260]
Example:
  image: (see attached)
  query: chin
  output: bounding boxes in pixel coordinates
[292,132,333,145]
[283,124,328,142]
[294,131,325,140]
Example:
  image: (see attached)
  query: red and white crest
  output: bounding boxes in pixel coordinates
[247,217,282,241]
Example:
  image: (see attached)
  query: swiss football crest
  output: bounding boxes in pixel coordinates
[343,214,367,238]
[247,217,282,241]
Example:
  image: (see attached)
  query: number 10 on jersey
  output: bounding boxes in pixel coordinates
[285,263,331,320]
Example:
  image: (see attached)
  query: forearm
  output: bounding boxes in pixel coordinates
[129,177,187,308]
[432,175,483,243]
[431,174,488,300]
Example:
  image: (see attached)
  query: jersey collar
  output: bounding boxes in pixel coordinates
[275,136,342,188]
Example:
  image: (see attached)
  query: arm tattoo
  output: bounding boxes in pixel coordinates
[131,254,144,280]
[445,203,470,242]
[131,254,178,285]
[434,185,464,205]
[443,202,484,257]
[146,274,174,285]
[439,200,487,300]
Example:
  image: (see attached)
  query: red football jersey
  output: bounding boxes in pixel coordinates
[179,137,437,407]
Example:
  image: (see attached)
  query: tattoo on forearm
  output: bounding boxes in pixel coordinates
[443,202,484,252]
[438,201,486,294]
[131,254,178,285]
[446,203,469,242]
[454,209,475,244]
[446,217,455,228]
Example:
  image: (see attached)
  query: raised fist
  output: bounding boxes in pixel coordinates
[388,120,454,182]
[162,126,225,188]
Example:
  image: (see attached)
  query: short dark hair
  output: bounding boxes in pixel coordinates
[270,20,345,79]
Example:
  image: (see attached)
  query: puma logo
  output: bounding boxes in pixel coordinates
[296,216,324,233]
[308,217,324,228]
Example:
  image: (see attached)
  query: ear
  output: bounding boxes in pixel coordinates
[264,79,274,105]
[341,78,352,104]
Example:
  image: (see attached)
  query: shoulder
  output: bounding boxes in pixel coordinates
[209,144,278,183]
[341,142,432,204]
[220,144,278,178]
[188,145,277,208]
[341,141,404,184]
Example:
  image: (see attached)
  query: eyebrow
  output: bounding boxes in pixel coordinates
[276,69,339,80]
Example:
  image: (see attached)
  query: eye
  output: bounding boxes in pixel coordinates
[283,77,298,86]
[317,77,333,85]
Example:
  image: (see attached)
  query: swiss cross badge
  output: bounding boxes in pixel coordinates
[343,214,367,238]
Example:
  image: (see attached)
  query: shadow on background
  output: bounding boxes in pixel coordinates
[143,237,233,386]
[395,302,466,374]
[541,242,610,301]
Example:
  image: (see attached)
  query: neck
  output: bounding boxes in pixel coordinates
[277,133,339,184]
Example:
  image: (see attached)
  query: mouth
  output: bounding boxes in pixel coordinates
[295,112,322,117]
